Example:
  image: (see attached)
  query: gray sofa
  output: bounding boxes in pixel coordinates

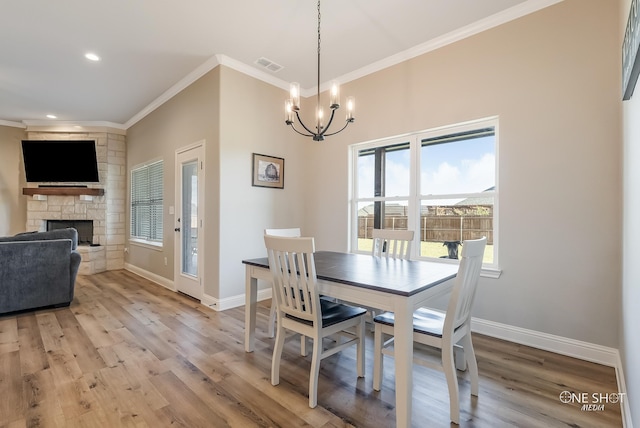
[0,228,81,315]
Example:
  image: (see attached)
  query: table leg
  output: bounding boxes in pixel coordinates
[245,267,258,352]
[393,299,413,428]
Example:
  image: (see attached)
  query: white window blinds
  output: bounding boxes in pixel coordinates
[131,160,163,243]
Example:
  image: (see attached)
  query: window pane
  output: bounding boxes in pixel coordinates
[421,133,495,195]
[384,145,410,197]
[182,161,198,276]
[419,197,493,263]
[357,152,374,198]
[357,142,410,198]
[356,200,409,252]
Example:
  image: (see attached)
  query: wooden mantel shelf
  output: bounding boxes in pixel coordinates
[23,187,105,196]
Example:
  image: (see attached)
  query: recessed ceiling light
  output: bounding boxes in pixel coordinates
[46,114,57,119]
[85,52,100,62]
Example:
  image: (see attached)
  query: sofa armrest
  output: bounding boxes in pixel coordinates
[0,239,76,314]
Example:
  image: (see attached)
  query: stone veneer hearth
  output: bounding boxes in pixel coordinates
[23,130,126,275]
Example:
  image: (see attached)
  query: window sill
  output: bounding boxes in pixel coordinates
[481,267,502,279]
[130,239,163,251]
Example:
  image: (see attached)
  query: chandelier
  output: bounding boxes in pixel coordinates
[284,0,355,141]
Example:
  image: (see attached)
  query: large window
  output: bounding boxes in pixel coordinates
[131,160,164,245]
[351,118,497,267]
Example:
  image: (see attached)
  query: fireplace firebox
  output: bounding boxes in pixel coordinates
[47,220,94,246]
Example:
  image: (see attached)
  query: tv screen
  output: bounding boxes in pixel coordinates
[22,140,100,183]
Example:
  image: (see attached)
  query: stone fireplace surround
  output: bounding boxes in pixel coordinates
[23,129,126,275]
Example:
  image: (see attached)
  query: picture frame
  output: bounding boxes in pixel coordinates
[252,153,284,189]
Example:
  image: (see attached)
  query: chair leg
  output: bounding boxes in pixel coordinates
[453,344,467,371]
[442,344,460,424]
[461,333,479,396]
[300,335,308,356]
[373,323,383,391]
[271,324,285,386]
[309,337,322,408]
[268,302,276,338]
[356,317,365,378]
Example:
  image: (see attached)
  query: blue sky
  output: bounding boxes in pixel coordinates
[358,136,495,199]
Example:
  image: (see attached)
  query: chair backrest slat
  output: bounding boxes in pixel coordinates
[265,228,301,237]
[444,237,487,334]
[265,235,319,324]
[371,229,415,260]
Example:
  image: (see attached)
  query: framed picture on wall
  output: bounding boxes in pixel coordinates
[252,153,284,189]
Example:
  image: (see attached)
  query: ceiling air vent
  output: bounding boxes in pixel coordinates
[255,57,283,73]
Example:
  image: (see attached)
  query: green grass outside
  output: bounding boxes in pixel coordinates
[358,239,494,264]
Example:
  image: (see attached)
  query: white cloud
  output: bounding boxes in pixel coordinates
[422,153,495,195]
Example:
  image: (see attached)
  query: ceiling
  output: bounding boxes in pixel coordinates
[0,0,559,128]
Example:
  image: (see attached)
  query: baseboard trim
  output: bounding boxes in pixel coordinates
[124,263,175,291]
[471,317,619,367]
[201,288,272,312]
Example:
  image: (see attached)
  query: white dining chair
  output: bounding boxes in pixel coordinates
[371,228,414,260]
[372,236,487,425]
[264,228,301,338]
[264,235,367,408]
[368,229,416,323]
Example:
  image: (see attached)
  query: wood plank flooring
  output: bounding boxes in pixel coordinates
[0,270,623,427]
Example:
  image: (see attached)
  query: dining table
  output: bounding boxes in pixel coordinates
[242,250,459,428]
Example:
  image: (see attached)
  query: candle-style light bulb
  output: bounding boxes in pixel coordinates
[330,80,340,109]
[317,106,324,131]
[290,82,301,110]
[346,96,355,121]
[284,99,294,124]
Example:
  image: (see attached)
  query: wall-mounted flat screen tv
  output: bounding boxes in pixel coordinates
[22,140,100,183]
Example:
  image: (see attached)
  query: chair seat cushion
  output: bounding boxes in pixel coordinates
[373,307,444,337]
[286,299,366,328]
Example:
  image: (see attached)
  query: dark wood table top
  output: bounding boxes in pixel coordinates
[242,251,457,297]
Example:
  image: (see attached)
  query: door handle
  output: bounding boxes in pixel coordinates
[174,227,180,232]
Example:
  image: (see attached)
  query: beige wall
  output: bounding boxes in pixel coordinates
[301,0,622,348]
[217,66,305,300]
[0,125,26,236]
[126,64,305,302]
[126,68,220,292]
[621,0,640,422]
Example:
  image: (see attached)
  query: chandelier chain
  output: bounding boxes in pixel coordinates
[317,0,321,56]
[317,0,321,123]
[284,0,354,141]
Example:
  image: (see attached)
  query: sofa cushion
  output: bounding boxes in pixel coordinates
[0,228,78,249]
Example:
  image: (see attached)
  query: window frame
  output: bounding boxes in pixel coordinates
[130,159,164,248]
[350,117,500,274]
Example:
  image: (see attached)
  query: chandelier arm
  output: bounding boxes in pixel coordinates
[323,118,355,137]
[288,123,315,138]
[316,107,337,138]
[294,110,321,137]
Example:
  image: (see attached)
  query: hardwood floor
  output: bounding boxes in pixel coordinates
[0,270,623,427]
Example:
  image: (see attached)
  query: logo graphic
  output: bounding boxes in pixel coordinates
[559,391,626,412]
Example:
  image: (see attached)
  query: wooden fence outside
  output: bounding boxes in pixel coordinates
[358,204,493,245]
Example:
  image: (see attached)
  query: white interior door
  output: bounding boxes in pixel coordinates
[175,143,204,300]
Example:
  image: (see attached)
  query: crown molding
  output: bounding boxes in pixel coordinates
[22,121,126,134]
[121,0,563,129]
[0,119,26,129]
